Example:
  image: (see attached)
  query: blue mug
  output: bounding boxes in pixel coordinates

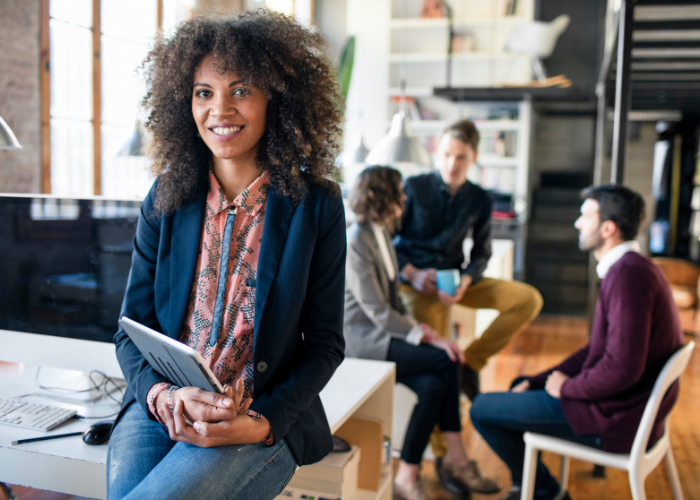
[436,269,460,296]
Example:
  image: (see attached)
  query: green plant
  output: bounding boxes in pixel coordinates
[337,36,355,103]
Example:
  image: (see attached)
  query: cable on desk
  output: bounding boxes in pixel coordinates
[34,367,126,408]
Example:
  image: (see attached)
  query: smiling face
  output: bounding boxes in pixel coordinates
[192,54,268,164]
[438,134,477,192]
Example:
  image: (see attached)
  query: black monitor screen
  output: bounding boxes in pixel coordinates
[0,196,141,343]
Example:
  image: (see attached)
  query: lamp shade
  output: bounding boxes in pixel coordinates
[365,112,432,166]
[343,133,369,165]
[0,115,22,149]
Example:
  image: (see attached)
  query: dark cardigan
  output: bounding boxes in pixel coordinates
[527,252,684,453]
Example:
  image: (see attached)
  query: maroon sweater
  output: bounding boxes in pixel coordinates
[527,252,684,453]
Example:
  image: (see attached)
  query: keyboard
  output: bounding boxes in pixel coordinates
[0,398,77,431]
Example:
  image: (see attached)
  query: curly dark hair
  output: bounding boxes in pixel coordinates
[349,166,404,228]
[141,11,344,214]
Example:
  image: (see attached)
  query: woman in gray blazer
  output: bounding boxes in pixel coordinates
[344,167,499,500]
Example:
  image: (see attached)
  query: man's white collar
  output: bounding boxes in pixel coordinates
[596,240,641,279]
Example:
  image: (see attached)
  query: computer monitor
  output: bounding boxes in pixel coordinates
[0,194,142,395]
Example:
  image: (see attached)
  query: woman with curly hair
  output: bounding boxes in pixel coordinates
[344,166,499,500]
[107,12,346,500]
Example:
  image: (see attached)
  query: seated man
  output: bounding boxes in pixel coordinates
[470,185,685,500]
[396,120,543,399]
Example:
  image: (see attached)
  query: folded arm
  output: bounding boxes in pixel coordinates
[526,345,590,390]
[561,270,653,401]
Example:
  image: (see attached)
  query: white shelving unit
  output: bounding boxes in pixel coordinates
[345,0,536,167]
[345,0,537,280]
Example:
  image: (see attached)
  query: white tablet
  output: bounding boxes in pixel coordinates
[118,316,224,394]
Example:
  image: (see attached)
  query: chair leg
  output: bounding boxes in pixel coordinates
[629,471,647,500]
[559,456,570,492]
[665,448,685,500]
[520,444,539,500]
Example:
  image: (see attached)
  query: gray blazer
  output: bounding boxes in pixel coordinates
[344,221,416,360]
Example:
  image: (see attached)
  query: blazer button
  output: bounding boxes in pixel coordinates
[257,361,268,372]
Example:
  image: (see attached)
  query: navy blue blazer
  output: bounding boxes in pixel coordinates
[113,178,347,466]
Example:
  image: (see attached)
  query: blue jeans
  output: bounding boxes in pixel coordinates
[107,402,297,500]
[470,383,602,500]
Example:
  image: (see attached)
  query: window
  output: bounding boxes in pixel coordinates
[42,0,195,198]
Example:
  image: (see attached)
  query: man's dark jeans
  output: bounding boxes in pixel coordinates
[470,378,602,500]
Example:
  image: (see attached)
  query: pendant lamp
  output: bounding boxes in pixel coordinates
[343,133,369,164]
[0,115,22,149]
[365,0,432,168]
[365,111,432,166]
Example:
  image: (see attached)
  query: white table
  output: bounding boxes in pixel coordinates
[0,358,395,500]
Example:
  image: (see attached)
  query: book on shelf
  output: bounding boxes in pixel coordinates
[500,0,518,16]
[479,131,518,157]
[477,165,516,194]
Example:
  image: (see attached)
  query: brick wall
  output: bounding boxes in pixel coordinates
[0,0,41,193]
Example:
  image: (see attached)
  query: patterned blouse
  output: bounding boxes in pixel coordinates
[147,170,272,444]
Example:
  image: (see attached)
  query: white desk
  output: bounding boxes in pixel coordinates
[0,359,395,500]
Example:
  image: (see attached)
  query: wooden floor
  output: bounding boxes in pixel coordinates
[7,316,700,499]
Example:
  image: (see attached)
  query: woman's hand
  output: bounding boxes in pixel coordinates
[158,399,271,448]
[428,338,465,365]
[419,323,440,343]
[156,379,252,424]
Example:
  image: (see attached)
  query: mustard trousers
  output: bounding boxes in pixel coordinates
[399,277,543,457]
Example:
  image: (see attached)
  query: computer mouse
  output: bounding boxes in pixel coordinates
[82,421,113,446]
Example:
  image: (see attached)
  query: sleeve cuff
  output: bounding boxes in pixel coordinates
[405,324,424,345]
[247,409,275,446]
[147,382,173,423]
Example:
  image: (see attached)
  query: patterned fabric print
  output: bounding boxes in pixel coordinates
[179,171,269,401]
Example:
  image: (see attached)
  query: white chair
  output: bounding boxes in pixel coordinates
[521,341,694,500]
[504,15,570,83]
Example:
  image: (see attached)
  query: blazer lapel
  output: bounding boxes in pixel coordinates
[254,187,295,345]
[387,230,400,278]
[169,193,206,339]
[361,223,390,296]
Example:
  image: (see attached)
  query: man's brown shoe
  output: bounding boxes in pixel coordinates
[443,458,500,495]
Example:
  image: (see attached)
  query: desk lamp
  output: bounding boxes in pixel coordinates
[0,114,22,149]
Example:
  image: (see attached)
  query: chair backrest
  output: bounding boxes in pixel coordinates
[504,15,570,58]
[629,341,695,461]
[652,257,700,289]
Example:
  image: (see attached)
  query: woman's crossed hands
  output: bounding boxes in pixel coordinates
[156,379,270,448]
